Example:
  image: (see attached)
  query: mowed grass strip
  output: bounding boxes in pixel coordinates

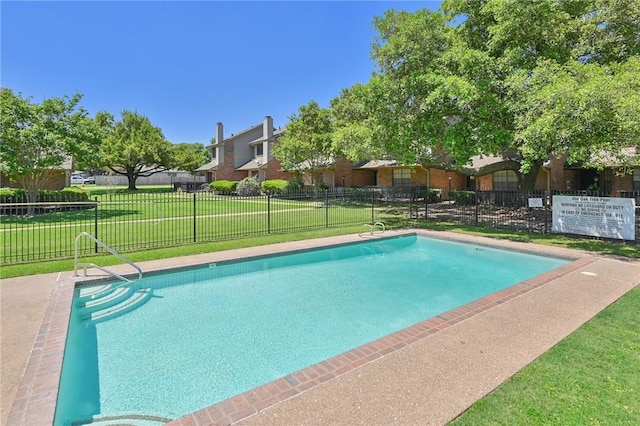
[450,284,640,425]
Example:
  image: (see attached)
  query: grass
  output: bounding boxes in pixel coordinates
[450,285,640,425]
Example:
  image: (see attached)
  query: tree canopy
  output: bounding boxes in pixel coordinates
[331,0,640,190]
[0,89,103,202]
[101,110,174,190]
[273,101,335,186]
[173,142,210,174]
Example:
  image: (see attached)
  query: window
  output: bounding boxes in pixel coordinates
[392,168,411,187]
[255,144,263,157]
[493,170,518,191]
[634,169,640,191]
[211,148,216,159]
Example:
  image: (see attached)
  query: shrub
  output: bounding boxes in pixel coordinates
[0,188,90,202]
[209,180,238,194]
[424,188,442,203]
[0,188,25,202]
[351,187,375,203]
[286,176,305,192]
[451,190,476,205]
[261,179,288,195]
[60,187,90,201]
[40,188,89,202]
[236,177,262,196]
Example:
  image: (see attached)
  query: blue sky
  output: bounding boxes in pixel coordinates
[2,1,441,144]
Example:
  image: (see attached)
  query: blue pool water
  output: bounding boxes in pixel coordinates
[55,235,569,425]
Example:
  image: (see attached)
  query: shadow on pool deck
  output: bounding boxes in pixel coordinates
[2,229,639,426]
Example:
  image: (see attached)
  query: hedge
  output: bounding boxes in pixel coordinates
[209,180,238,194]
[0,187,89,203]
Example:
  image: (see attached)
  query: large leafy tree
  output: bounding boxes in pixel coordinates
[101,110,174,190]
[0,89,103,204]
[172,143,210,174]
[274,101,335,186]
[333,0,640,191]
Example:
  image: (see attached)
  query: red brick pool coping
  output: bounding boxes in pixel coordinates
[6,233,597,426]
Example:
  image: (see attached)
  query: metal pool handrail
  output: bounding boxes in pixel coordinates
[73,232,142,282]
[359,222,386,236]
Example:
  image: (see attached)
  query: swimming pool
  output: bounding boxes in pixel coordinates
[54,234,569,425]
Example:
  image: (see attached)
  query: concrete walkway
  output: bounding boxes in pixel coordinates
[2,230,639,425]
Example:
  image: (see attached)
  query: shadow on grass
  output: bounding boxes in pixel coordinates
[1,208,142,225]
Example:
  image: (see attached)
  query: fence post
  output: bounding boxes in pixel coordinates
[475,190,479,226]
[267,194,271,234]
[325,188,329,227]
[94,196,99,253]
[193,193,197,242]
[544,195,549,235]
[371,188,375,224]
[425,188,429,220]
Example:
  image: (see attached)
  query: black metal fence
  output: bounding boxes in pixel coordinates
[1,187,637,265]
[379,186,639,243]
[0,188,378,264]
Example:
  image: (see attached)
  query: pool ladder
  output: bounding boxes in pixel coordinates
[73,232,142,282]
[359,222,386,237]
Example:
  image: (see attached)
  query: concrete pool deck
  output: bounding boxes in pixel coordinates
[2,229,639,425]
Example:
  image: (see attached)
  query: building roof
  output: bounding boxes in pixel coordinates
[207,123,262,149]
[353,160,400,169]
[248,127,286,146]
[236,159,268,171]
[195,160,218,172]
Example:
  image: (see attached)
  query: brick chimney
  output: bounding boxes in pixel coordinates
[215,122,224,163]
[263,116,273,160]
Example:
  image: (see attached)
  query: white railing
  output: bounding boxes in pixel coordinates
[359,222,386,237]
[73,232,142,282]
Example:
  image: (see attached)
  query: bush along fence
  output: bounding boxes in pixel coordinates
[1,186,637,265]
[0,188,379,264]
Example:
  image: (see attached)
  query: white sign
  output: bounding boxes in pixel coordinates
[528,198,543,208]
[552,195,636,241]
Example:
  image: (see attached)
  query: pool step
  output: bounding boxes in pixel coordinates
[77,283,116,303]
[82,288,153,323]
[76,281,154,323]
[72,413,170,425]
[81,286,133,313]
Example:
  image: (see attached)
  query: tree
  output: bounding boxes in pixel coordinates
[173,143,210,174]
[101,110,174,190]
[332,0,640,191]
[274,101,335,187]
[0,89,103,205]
[510,57,640,175]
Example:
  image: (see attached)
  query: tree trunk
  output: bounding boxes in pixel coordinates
[127,171,137,191]
[19,173,43,215]
[517,160,543,193]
